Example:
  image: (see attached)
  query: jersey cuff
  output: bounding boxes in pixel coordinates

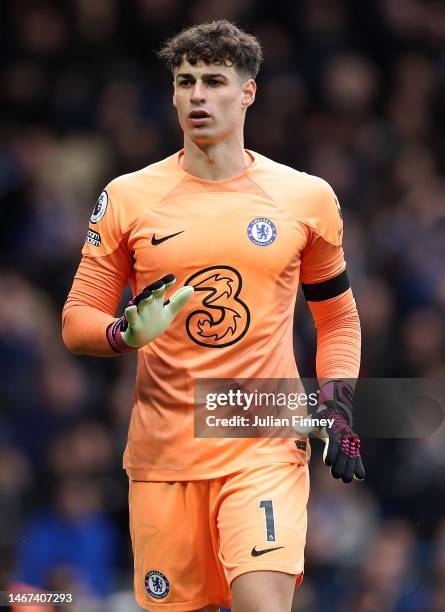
[301,269,350,302]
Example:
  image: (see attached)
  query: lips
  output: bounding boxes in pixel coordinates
[188,109,210,119]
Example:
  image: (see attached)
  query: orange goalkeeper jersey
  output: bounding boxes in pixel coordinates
[63,149,356,481]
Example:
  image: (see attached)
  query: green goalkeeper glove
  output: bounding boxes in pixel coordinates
[107,274,194,352]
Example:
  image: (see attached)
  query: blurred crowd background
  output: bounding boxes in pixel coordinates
[1,0,445,611]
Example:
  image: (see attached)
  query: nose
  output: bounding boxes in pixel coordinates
[190,81,206,103]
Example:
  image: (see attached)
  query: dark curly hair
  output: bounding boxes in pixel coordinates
[158,20,263,79]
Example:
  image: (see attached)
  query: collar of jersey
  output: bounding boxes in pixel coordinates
[176,149,257,184]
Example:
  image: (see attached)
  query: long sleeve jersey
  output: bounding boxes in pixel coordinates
[62,149,360,480]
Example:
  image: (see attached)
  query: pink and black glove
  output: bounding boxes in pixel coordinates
[312,380,365,483]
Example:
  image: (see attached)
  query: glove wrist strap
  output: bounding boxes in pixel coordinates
[106,319,135,354]
[319,380,353,405]
[319,380,354,425]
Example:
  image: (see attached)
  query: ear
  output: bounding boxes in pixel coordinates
[172,88,177,109]
[242,79,256,109]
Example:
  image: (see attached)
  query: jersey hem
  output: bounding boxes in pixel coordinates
[125,455,308,481]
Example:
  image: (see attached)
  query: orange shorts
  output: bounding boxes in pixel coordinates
[129,462,309,611]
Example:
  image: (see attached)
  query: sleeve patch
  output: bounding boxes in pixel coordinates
[85,229,101,247]
[302,269,350,302]
[90,190,109,224]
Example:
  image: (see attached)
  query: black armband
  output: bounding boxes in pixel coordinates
[302,269,350,302]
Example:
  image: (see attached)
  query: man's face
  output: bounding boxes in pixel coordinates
[173,59,256,145]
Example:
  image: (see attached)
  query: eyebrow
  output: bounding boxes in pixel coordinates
[176,73,228,81]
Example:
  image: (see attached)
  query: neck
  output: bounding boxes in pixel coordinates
[181,135,251,181]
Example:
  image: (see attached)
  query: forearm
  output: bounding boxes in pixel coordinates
[62,299,118,357]
[308,288,361,382]
[308,290,364,483]
[61,251,131,357]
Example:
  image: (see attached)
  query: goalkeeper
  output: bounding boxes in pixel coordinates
[62,19,364,612]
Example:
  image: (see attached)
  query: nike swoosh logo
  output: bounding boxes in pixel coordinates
[251,545,284,557]
[151,231,184,246]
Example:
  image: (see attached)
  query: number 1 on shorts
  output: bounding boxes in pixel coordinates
[259,499,276,542]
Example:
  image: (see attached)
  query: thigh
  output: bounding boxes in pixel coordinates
[215,462,309,588]
[129,479,231,611]
[231,570,296,612]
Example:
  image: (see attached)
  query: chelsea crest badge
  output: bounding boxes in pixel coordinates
[247,217,277,246]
